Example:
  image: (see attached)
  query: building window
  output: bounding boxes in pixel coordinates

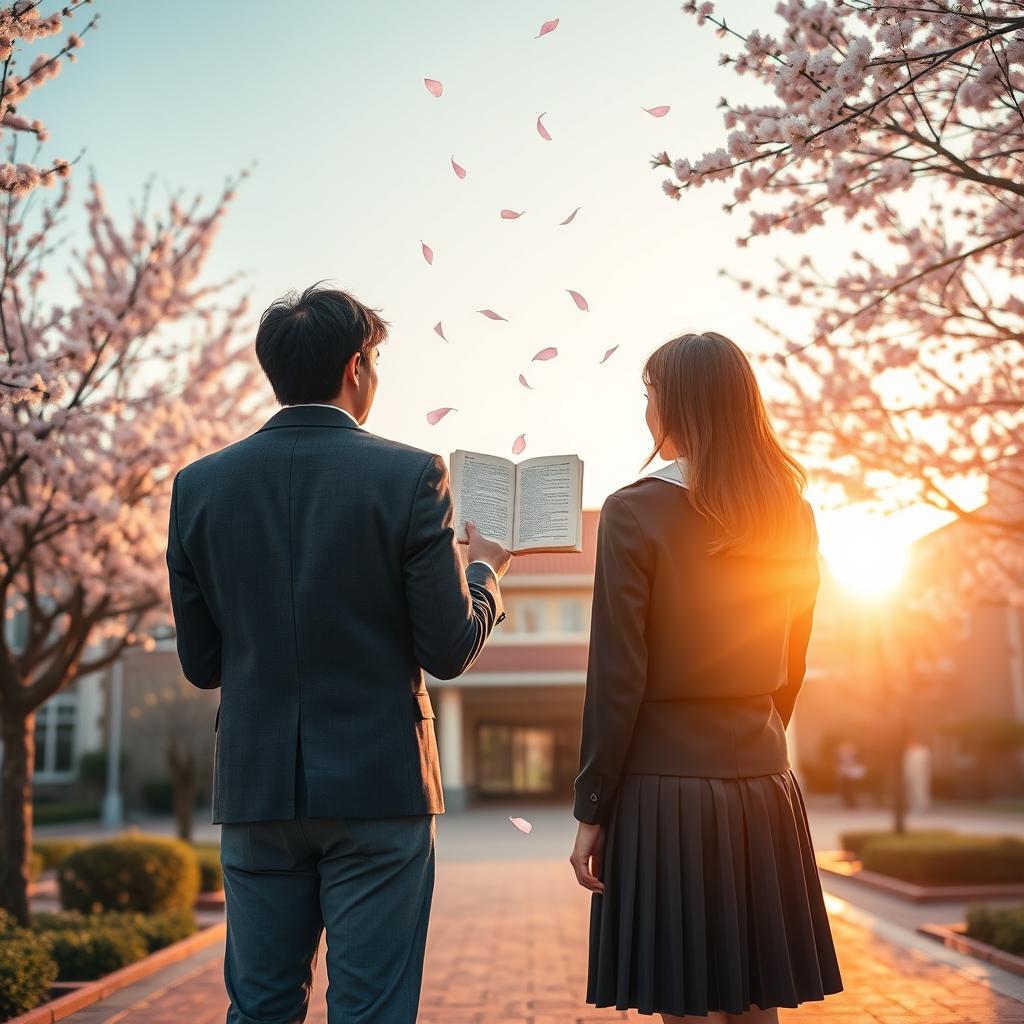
[559,598,586,634]
[33,696,78,779]
[477,724,555,794]
[520,600,547,634]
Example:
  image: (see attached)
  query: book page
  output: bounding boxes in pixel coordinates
[512,455,583,552]
[450,450,515,550]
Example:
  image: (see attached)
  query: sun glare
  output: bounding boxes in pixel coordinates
[819,517,910,599]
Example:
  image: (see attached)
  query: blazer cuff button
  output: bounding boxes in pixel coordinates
[590,793,598,802]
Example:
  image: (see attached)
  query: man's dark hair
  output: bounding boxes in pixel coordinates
[254,282,389,405]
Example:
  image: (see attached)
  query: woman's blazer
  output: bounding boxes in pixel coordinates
[573,460,820,825]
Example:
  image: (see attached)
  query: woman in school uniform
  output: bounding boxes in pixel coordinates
[569,332,844,1023]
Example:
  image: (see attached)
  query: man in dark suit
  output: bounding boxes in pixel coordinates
[166,283,511,1024]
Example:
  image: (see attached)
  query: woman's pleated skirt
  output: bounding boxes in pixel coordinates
[587,770,844,1017]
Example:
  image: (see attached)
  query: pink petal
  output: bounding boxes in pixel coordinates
[536,112,552,141]
[532,346,558,361]
[567,289,589,311]
[426,407,456,425]
[509,816,533,834]
[600,345,619,363]
[518,374,532,389]
[535,18,559,38]
[477,309,508,321]
[512,433,527,455]
[451,156,467,179]
[559,206,581,225]
[421,240,434,265]
[434,322,447,342]
[643,104,671,117]
[500,209,525,219]
[424,78,443,97]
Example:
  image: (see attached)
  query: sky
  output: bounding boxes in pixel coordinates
[23,0,969,574]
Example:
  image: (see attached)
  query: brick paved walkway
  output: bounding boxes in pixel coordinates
[67,860,1024,1024]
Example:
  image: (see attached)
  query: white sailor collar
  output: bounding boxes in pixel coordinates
[643,457,690,489]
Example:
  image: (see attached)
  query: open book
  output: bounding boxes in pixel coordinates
[450,449,584,554]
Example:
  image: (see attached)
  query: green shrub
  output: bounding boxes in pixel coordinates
[33,839,88,871]
[966,905,1024,956]
[192,846,222,893]
[32,802,100,826]
[840,828,958,859]
[0,928,58,1020]
[861,834,1024,886]
[77,750,128,787]
[99,910,196,953]
[43,925,146,981]
[59,836,200,914]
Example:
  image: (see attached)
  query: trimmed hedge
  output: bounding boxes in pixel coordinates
[840,828,958,860]
[32,801,101,826]
[33,839,88,871]
[98,910,197,953]
[966,904,1024,957]
[0,929,57,1021]
[860,834,1024,886]
[192,844,222,893]
[44,926,146,981]
[59,836,200,914]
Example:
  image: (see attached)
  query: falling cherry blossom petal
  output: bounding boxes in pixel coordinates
[559,207,581,225]
[510,816,533,833]
[426,407,456,425]
[643,105,671,117]
[600,345,619,363]
[421,241,434,265]
[518,374,532,389]
[567,289,589,311]
[433,322,447,342]
[451,156,467,179]
[500,209,525,219]
[536,113,552,141]
[512,434,527,455]
[424,78,443,97]
[535,18,559,38]
[532,346,558,361]
[477,309,508,321]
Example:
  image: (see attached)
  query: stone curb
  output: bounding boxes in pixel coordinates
[6,920,227,1024]
[919,923,1024,979]
[816,849,1024,903]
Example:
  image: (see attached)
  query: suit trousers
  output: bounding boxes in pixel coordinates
[220,748,436,1024]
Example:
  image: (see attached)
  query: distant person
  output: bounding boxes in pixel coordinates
[166,284,512,1024]
[903,735,933,812]
[836,740,867,809]
[569,332,843,1023]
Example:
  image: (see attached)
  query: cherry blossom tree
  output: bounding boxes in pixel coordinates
[0,171,264,923]
[658,1,1024,605]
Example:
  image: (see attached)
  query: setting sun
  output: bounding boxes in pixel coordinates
[818,514,911,599]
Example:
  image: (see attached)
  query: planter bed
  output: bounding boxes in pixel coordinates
[816,849,1024,903]
[6,920,226,1024]
[918,922,1024,978]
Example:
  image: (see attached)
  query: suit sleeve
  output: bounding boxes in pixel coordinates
[573,494,652,825]
[773,509,821,730]
[166,473,222,689]
[402,455,505,680]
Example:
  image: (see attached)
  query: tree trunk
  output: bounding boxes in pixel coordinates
[0,710,34,925]
[168,739,196,842]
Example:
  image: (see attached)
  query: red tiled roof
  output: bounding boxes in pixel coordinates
[468,642,589,673]
[458,509,600,577]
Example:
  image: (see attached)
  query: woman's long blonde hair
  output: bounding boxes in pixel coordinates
[641,331,812,558]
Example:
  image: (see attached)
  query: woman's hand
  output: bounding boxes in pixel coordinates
[569,821,605,893]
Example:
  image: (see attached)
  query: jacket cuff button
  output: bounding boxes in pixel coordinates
[590,793,598,802]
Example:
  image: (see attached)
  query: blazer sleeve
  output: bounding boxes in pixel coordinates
[772,509,821,729]
[573,493,652,825]
[166,473,222,690]
[402,454,505,680]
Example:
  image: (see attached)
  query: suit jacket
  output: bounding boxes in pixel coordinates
[166,404,504,824]
[573,461,820,824]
